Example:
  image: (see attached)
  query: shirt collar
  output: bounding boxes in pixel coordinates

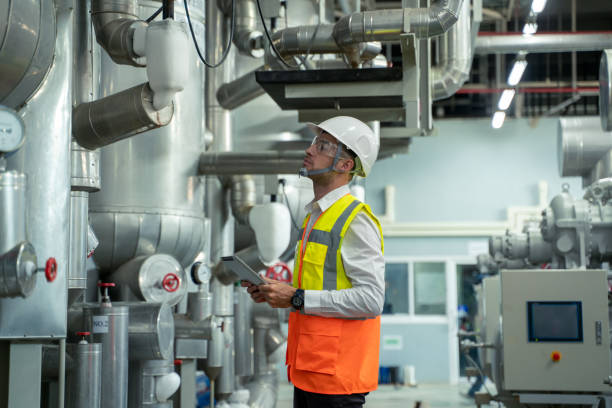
[304,184,351,214]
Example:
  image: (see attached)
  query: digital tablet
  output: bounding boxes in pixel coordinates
[221,255,266,285]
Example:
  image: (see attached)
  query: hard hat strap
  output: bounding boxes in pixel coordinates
[298,143,345,177]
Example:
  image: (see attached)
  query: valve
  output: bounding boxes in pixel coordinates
[44,257,57,282]
[97,282,115,303]
[162,272,180,292]
[76,331,90,344]
[265,262,292,283]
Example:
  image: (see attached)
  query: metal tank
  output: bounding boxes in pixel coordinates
[89,0,207,272]
[128,302,175,361]
[66,334,102,408]
[85,285,129,408]
[0,0,71,337]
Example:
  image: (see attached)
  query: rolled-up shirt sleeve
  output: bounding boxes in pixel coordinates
[304,211,385,318]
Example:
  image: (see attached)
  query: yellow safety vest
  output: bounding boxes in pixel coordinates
[286,193,384,394]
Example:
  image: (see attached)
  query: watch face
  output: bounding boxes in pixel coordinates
[292,290,304,309]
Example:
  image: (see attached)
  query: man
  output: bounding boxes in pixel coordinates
[242,116,385,408]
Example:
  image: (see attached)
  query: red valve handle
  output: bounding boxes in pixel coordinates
[45,258,57,282]
[76,331,90,337]
[174,359,183,366]
[97,282,116,288]
[162,273,180,292]
[265,262,292,283]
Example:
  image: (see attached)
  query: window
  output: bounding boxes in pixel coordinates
[414,262,446,315]
[383,263,409,314]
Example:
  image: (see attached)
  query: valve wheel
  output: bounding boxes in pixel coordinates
[76,331,90,337]
[265,262,292,283]
[45,258,57,282]
[162,273,180,292]
[97,282,116,288]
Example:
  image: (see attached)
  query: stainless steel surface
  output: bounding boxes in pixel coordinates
[475,32,612,55]
[215,316,235,399]
[66,341,102,408]
[212,277,235,316]
[216,67,265,110]
[0,241,38,298]
[72,82,174,150]
[557,117,612,177]
[187,289,213,322]
[109,254,188,306]
[73,0,98,106]
[203,314,224,379]
[601,50,612,131]
[70,141,101,192]
[199,151,305,175]
[128,302,175,360]
[68,192,88,305]
[0,0,55,109]
[0,171,26,254]
[431,0,471,101]
[174,313,216,339]
[128,357,175,408]
[90,1,206,272]
[85,304,129,408]
[0,1,72,338]
[271,24,341,61]
[175,338,207,359]
[0,343,42,408]
[234,286,254,377]
[91,0,144,66]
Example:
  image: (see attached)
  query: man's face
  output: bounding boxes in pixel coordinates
[303,131,339,175]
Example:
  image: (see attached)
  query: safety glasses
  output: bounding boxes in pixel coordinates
[310,135,339,158]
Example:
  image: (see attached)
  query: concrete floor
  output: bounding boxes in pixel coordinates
[276,382,497,408]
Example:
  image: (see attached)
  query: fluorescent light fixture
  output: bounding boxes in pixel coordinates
[492,111,506,129]
[523,22,537,35]
[531,0,547,13]
[498,89,516,110]
[507,60,528,86]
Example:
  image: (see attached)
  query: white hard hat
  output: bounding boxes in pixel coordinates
[307,116,379,177]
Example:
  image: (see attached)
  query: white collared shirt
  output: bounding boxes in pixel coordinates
[301,185,385,318]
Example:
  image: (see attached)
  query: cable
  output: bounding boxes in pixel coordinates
[254,0,299,69]
[465,354,495,398]
[146,6,163,23]
[280,180,300,231]
[183,0,236,68]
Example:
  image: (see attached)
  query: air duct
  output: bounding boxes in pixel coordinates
[234,0,265,58]
[475,32,612,55]
[199,151,304,175]
[557,117,612,177]
[431,0,472,100]
[271,0,463,66]
[217,67,266,110]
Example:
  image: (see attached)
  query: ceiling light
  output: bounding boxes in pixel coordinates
[492,111,506,129]
[507,60,528,86]
[523,22,537,35]
[498,89,516,110]
[531,0,547,13]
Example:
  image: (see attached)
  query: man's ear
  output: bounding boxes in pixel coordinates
[339,158,354,172]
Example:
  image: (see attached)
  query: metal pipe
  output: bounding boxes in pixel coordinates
[228,175,257,225]
[199,151,304,175]
[475,32,612,54]
[58,338,66,408]
[128,302,175,361]
[234,0,264,57]
[557,117,612,177]
[216,317,235,399]
[66,340,102,408]
[0,171,26,255]
[90,0,146,66]
[431,0,472,100]
[216,67,265,110]
[234,286,254,378]
[72,82,174,150]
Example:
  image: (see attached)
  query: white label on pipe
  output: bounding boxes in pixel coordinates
[92,315,109,334]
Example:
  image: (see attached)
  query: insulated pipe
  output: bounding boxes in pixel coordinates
[217,67,265,110]
[73,83,174,150]
[234,0,264,57]
[557,117,612,177]
[199,152,304,175]
[227,175,257,225]
[431,0,472,100]
[474,32,612,55]
[234,286,254,378]
[91,0,147,66]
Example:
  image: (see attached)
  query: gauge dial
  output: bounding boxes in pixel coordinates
[0,107,25,153]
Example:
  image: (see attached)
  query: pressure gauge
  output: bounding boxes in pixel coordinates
[0,106,25,153]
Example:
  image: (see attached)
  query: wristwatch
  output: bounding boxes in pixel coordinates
[291,289,305,310]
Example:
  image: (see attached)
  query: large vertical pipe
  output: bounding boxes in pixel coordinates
[205,0,236,400]
[66,339,102,408]
[234,286,254,378]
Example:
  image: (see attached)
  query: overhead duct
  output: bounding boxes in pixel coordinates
[271,0,463,66]
[91,0,147,66]
[199,151,304,175]
[557,117,612,177]
[217,67,266,110]
[431,0,471,100]
[475,32,612,55]
[234,0,265,58]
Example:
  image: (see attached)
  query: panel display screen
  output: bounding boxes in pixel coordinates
[527,301,583,342]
